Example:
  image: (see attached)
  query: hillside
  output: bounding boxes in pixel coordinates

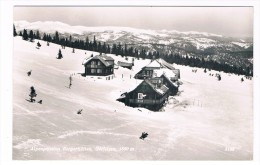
[13,37,253,160]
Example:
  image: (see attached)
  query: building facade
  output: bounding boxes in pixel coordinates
[82,55,114,76]
[124,78,169,111]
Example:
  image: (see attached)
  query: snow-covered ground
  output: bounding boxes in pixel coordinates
[13,37,253,160]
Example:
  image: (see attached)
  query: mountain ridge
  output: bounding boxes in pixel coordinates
[14,20,253,70]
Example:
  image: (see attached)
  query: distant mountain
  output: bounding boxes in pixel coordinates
[14,21,253,68]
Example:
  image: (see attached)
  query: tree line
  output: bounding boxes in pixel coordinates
[13,25,253,76]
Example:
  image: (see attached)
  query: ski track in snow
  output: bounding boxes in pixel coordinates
[58,118,149,139]
[13,139,43,150]
[14,103,57,128]
[153,126,185,160]
[58,130,137,139]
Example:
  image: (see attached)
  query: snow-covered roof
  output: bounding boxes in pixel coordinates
[128,78,169,96]
[82,55,114,66]
[144,79,169,95]
[144,59,175,70]
[160,74,179,88]
[117,61,133,67]
[155,84,169,95]
[145,60,162,68]
[153,68,177,79]
[157,59,175,70]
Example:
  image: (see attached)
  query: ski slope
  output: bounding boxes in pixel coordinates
[13,37,253,160]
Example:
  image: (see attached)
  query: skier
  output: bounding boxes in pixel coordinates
[77,109,83,114]
[69,75,72,88]
[37,41,41,47]
[27,70,32,76]
[29,86,37,102]
[217,74,221,81]
[139,132,149,140]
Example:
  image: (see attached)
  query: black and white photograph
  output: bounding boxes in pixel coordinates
[0,0,259,163]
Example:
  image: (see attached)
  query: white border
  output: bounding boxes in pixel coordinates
[1,0,259,165]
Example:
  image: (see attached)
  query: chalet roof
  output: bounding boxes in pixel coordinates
[145,60,162,68]
[128,78,169,96]
[99,55,114,61]
[118,61,133,67]
[160,74,179,88]
[144,79,169,95]
[145,59,175,70]
[82,55,114,66]
[153,68,177,79]
[157,59,176,70]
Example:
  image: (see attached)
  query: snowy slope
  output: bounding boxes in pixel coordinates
[13,37,253,160]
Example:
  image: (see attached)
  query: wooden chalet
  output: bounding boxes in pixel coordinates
[134,59,180,79]
[82,54,114,76]
[124,77,169,111]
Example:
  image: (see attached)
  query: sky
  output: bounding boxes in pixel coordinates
[14,7,253,37]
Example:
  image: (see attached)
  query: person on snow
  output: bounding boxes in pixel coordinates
[37,41,41,47]
[27,70,32,76]
[139,132,149,140]
[69,75,72,89]
[29,86,37,102]
[77,109,83,114]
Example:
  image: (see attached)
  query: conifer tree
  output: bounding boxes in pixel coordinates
[124,44,128,56]
[13,24,17,36]
[117,43,122,56]
[55,31,59,44]
[69,35,72,47]
[93,35,97,51]
[107,45,111,53]
[29,30,34,42]
[22,29,28,40]
[97,42,102,52]
[85,37,89,50]
[57,49,63,59]
[43,33,47,41]
[36,30,40,39]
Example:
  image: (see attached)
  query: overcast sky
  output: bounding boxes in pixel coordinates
[14,7,253,37]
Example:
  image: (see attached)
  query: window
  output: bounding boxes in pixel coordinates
[97,61,101,66]
[138,93,143,100]
[97,69,102,73]
[111,68,113,72]
[91,61,96,68]
[153,72,157,77]
[91,69,96,73]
